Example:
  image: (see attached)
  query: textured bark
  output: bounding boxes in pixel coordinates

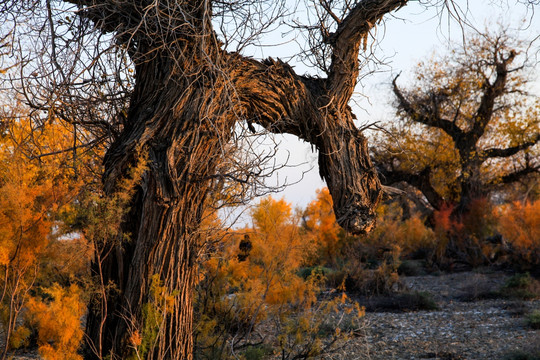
[77,1,409,359]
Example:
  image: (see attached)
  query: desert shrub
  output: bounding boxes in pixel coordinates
[275,294,365,359]
[431,199,498,269]
[527,310,540,329]
[25,283,85,360]
[194,196,361,359]
[242,344,272,360]
[499,273,540,300]
[494,200,540,270]
[456,275,500,301]
[397,260,427,276]
[361,202,436,260]
[297,266,334,280]
[364,291,439,312]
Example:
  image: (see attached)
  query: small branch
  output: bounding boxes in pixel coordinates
[326,0,408,109]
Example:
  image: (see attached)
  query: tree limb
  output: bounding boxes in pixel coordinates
[326,0,407,110]
[482,133,540,158]
[497,165,539,184]
[377,165,444,210]
[470,49,516,140]
[392,74,464,142]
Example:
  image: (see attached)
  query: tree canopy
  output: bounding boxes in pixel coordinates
[374,30,539,214]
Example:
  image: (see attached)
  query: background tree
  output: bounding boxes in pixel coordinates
[374,30,539,216]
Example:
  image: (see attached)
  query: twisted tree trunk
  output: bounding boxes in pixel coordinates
[78,1,407,358]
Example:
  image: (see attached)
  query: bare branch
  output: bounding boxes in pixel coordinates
[482,133,540,158]
[392,74,465,142]
[326,0,407,109]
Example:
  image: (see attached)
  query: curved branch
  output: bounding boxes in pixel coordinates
[392,75,464,142]
[232,56,382,233]
[326,0,407,109]
[378,166,445,210]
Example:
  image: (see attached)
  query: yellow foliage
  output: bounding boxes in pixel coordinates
[26,284,85,360]
[195,195,359,358]
[364,202,435,255]
[495,200,540,264]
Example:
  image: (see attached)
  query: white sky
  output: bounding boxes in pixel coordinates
[222,1,540,225]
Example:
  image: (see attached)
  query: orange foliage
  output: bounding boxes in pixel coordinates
[365,202,435,256]
[495,200,540,264]
[26,284,85,360]
[302,188,343,266]
[0,106,96,356]
[196,195,362,358]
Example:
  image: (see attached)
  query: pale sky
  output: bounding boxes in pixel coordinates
[222,0,540,225]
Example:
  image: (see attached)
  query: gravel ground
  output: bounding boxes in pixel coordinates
[325,271,540,360]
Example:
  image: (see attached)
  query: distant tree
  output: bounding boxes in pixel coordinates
[374,31,539,216]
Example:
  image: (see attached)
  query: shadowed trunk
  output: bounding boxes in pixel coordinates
[85,49,237,359]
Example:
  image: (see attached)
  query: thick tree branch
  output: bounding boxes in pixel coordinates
[482,133,540,158]
[326,0,407,109]
[378,165,444,210]
[392,75,464,142]
[470,49,516,140]
[497,165,539,184]
[232,56,382,233]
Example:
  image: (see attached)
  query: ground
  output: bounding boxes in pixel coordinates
[330,271,540,360]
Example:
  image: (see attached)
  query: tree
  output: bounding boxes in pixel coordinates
[0,104,88,359]
[1,1,535,359]
[2,2,390,358]
[374,30,539,216]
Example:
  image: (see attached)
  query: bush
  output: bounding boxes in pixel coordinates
[243,345,272,360]
[364,291,439,312]
[495,200,540,270]
[527,310,540,330]
[25,284,85,360]
[398,260,427,276]
[500,273,540,300]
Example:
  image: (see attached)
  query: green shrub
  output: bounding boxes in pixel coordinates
[297,266,334,280]
[527,310,540,330]
[243,345,272,360]
[500,273,540,300]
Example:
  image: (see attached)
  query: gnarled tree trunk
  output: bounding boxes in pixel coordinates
[80,1,408,359]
